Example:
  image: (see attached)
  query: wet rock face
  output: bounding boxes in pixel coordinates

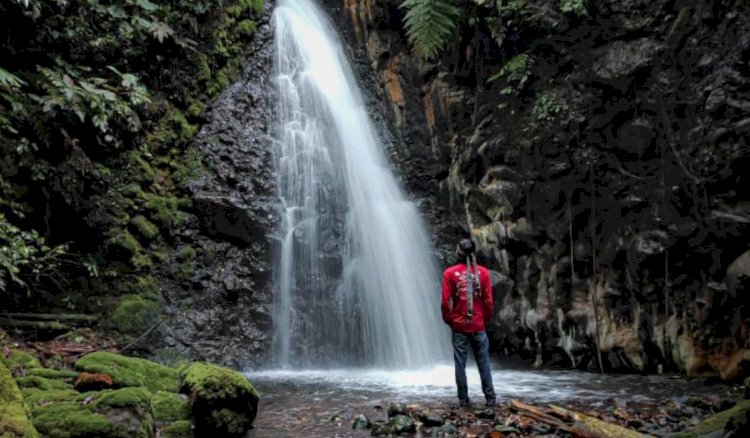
[157,2,277,369]
[335,0,750,378]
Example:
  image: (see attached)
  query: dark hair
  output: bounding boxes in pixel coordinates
[456,239,475,257]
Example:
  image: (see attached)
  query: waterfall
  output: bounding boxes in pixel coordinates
[272,0,450,369]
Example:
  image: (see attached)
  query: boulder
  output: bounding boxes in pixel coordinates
[178,362,259,436]
[192,192,262,244]
[668,400,750,438]
[387,402,408,418]
[75,352,178,393]
[352,413,371,430]
[23,387,153,438]
[0,360,39,438]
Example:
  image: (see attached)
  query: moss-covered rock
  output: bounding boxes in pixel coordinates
[22,369,78,380]
[669,400,750,437]
[75,352,177,392]
[151,391,190,422]
[178,363,259,436]
[143,194,181,231]
[106,231,141,257]
[111,295,160,337]
[161,420,193,437]
[130,215,159,241]
[14,376,72,391]
[4,350,41,370]
[0,360,39,438]
[25,387,154,438]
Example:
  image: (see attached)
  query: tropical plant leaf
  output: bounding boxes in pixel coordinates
[401,0,461,59]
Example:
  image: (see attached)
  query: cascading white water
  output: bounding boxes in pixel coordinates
[272,0,450,369]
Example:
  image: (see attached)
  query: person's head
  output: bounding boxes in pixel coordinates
[455,238,475,260]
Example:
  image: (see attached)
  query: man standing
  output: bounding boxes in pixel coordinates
[441,239,496,408]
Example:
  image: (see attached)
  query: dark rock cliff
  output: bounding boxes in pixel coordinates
[331,0,750,379]
[158,3,277,369]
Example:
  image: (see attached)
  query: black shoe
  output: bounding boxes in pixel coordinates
[452,400,471,409]
[485,400,497,407]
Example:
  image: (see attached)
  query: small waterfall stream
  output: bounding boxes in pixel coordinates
[271,0,451,369]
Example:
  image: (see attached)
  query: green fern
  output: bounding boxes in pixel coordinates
[0,67,26,89]
[401,0,461,59]
[489,53,530,83]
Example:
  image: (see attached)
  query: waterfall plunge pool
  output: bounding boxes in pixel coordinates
[246,363,729,437]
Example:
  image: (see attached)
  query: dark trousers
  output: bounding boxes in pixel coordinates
[452,330,496,405]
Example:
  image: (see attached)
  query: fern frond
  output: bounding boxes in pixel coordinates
[401,0,461,59]
[0,67,26,89]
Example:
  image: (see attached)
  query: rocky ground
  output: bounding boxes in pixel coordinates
[3,324,750,437]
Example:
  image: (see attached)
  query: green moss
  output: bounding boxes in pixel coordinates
[170,111,198,142]
[107,231,142,257]
[1,361,40,438]
[162,420,192,437]
[26,387,154,438]
[111,295,160,337]
[208,408,248,434]
[23,369,78,380]
[130,215,159,241]
[173,148,204,186]
[179,363,259,435]
[180,362,258,402]
[187,101,205,118]
[235,19,256,37]
[143,194,181,231]
[670,400,750,437]
[238,0,264,15]
[151,391,189,422]
[5,350,41,369]
[75,352,177,393]
[21,388,78,406]
[176,246,196,262]
[128,151,156,184]
[120,182,145,198]
[195,54,211,82]
[131,252,154,271]
[136,275,158,296]
[14,376,72,391]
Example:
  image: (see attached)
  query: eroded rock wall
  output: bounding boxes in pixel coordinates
[333,0,750,379]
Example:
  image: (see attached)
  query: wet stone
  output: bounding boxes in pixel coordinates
[389,414,416,434]
[352,413,372,430]
[387,402,408,418]
[475,408,495,419]
[431,422,458,437]
[418,412,444,427]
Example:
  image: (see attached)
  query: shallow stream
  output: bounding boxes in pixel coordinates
[246,363,727,437]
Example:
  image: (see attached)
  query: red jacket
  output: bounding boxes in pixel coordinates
[441,263,493,333]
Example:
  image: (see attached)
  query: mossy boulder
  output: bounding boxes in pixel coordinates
[178,363,259,436]
[4,350,41,370]
[24,387,154,438]
[111,295,160,337]
[1,360,39,438]
[161,420,193,437]
[669,400,750,437]
[151,391,190,422]
[23,369,78,380]
[14,376,72,391]
[75,352,177,392]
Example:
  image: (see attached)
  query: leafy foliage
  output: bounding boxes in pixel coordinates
[532,92,565,122]
[401,0,462,59]
[0,213,67,294]
[0,0,263,307]
[489,53,533,96]
[560,0,587,16]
